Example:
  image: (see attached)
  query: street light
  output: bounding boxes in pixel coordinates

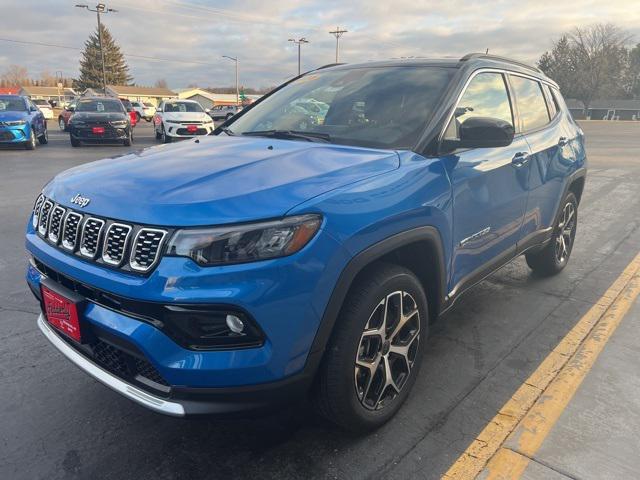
[222,55,239,106]
[288,37,309,76]
[75,3,117,95]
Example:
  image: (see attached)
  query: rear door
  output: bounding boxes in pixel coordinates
[508,75,574,245]
[444,71,532,293]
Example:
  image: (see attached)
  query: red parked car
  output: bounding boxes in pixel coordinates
[119,98,138,127]
[58,101,77,131]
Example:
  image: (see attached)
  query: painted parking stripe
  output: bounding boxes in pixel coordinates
[443,252,640,480]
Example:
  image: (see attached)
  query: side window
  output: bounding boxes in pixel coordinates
[541,84,558,119]
[444,72,513,140]
[510,76,550,131]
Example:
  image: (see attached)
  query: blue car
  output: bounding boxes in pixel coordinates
[25,54,586,432]
[0,95,48,149]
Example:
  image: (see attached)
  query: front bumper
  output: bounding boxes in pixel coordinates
[70,125,129,142]
[0,125,30,143]
[164,122,214,137]
[38,313,312,415]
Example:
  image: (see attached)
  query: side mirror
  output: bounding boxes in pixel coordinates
[68,106,76,112]
[205,108,211,113]
[458,117,514,149]
[30,106,38,112]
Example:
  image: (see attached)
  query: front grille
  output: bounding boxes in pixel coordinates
[102,223,131,266]
[33,195,169,274]
[80,218,105,258]
[130,229,167,271]
[32,194,45,228]
[62,212,82,251]
[47,205,66,244]
[38,200,53,236]
[0,131,14,140]
[176,127,208,136]
[93,340,129,377]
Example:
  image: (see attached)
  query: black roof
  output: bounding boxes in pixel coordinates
[319,53,556,86]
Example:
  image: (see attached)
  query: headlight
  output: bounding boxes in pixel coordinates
[110,120,128,127]
[165,119,181,124]
[5,120,27,126]
[166,214,322,266]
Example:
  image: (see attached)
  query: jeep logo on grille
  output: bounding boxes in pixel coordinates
[70,194,91,208]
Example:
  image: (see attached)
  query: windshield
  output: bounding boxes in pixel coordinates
[76,99,125,113]
[228,66,453,150]
[0,97,27,112]
[164,102,203,113]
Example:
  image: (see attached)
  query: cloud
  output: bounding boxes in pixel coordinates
[1,0,638,89]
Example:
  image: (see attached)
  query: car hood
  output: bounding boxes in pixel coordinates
[162,112,210,122]
[0,111,28,122]
[44,135,400,226]
[71,112,128,122]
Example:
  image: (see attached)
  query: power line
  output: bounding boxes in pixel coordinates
[0,37,221,67]
[329,26,348,63]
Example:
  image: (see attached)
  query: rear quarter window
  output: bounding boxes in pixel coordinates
[509,75,550,132]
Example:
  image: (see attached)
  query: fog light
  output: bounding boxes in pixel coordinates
[226,314,244,334]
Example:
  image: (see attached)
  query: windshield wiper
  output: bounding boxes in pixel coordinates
[241,130,331,143]
[220,126,236,136]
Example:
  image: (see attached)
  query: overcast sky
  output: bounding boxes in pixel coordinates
[1,0,639,89]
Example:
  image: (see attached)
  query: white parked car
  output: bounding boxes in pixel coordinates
[131,101,156,122]
[32,99,54,120]
[153,100,214,143]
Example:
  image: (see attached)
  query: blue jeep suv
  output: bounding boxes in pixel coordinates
[26,54,586,432]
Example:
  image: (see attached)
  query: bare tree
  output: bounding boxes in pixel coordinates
[568,23,632,110]
[154,78,168,88]
[1,65,30,86]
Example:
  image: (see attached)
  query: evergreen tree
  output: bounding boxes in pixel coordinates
[75,23,132,90]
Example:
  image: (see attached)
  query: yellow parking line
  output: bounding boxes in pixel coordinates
[443,252,640,480]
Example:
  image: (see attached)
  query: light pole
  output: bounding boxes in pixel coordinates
[329,27,348,63]
[55,71,63,107]
[75,3,117,95]
[288,37,309,76]
[222,55,239,106]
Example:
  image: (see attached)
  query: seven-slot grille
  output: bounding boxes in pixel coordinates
[32,195,168,274]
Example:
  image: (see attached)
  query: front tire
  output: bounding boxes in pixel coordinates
[58,117,67,132]
[526,192,578,276]
[70,135,80,147]
[38,125,48,145]
[123,129,132,146]
[315,263,428,433]
[24,128,36,150]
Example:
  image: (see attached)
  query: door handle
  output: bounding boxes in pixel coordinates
[511,152,530,167]
[558,136,569,147]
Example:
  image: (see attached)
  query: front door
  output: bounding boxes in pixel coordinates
[442,72,531,293]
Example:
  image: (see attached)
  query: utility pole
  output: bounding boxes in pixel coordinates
[288,37,309,76]
[75,3,117,95]
[55,71,63,107]
[222,55,239,106]
[329,27,348,63]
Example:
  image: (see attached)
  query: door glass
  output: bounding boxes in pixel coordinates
[444,72,513,140]
[510,76,550,131]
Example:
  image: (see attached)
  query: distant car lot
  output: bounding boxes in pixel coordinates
[0,121,639,479]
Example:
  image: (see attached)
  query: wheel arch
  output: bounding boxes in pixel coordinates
[305,226,447,377]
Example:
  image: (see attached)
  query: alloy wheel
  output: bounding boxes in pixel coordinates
[58,118,65,131]
[354,290,420,411]
[555,202,576,263]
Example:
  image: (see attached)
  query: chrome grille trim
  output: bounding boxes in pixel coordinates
[61,212,83,251]
[130,228,167,272]
[32,194,169,274]
[101,223,132,266]
[32,194,45,228]
[47,205,66,244]
[79,218,105,258]
[38,200,54,236]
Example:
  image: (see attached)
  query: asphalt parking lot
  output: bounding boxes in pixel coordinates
[1,121,639,480]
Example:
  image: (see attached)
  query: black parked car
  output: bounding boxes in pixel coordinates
[69,97,133,147]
